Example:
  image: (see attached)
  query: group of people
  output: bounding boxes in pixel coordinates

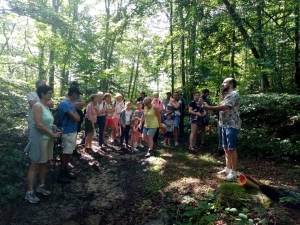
[24,77,241,204]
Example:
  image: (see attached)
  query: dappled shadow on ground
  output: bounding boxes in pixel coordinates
[1,130,300,225]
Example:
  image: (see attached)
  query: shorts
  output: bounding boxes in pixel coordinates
[85,118,94,133]
[172,115,180,127]
[33,139,54,163]
[222,127,239,150]
[143,127,158,137]
[105,116,115,127]
[62,132,77,154]
[113,118,120,127]
[164,131,173,138]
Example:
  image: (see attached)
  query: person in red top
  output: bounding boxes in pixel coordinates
[85,94,99,150]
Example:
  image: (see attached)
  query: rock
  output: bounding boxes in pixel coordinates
[86,214,102,225]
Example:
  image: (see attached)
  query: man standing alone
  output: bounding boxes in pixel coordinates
[202,78,241,181]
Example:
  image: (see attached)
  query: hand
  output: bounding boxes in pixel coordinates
[53,132,62,138]
[122,125,126,128]
[201,102,208,109]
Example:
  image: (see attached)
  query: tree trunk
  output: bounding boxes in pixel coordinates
[295,1,300,93]
[48,0,61,89]
[131,55,139,101]
[170,0,174,93]
[180,34,185,87]
[230,28,235,77]
[38,44,46,81]
[256,0,270,89]
[127,61,135,100]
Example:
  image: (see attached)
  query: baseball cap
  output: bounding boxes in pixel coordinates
[70,80,80,86]
[68,86,81,95]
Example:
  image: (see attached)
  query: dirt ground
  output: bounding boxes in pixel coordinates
[1,134,159,225]
[1,131,300,225]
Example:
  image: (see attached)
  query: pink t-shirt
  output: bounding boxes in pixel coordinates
[86,103,98,124]
[152,99,163,111]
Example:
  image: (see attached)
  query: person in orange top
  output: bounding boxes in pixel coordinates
[85,94,99,150]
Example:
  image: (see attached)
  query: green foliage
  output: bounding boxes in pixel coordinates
[238,93,300,160]
[0,147,28,209]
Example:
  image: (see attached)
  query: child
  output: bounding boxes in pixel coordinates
[163,113,174,146]
[131,117,140,152]
[119,101,133,148]
[192,100,206,121]
[133,101,144,148]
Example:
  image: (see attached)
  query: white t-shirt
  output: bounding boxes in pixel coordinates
[27,92,40,121]
[113,101,125,118]
[98,101,105,116]
[125,110,132,125]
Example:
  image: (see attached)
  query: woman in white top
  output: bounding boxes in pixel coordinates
[96,91,108,148]
[111,93,125,143]
[103,93,116,143]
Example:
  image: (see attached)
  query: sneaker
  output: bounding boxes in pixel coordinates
[36,185,51,196]
[138,144,144,148]
[225,171,237,181]
[160,141,165,144]
[132,148,139,152]
[175,142,179,146]
[25,191,40,203]
[217,167,231,175]
[145,151,153,157]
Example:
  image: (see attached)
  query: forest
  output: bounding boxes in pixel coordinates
[0,0,300,224]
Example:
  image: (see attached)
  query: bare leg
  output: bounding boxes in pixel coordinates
[200,126,205,144]
[27,163,40,191]
[189,124,198,148]
[174,127,178,142]
[147,136,154,150]
[228,149,237,171]
[38,163,47,185]
[224,148,232,169]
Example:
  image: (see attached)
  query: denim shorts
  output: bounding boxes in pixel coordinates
[143,127,158,137]
[222,127,239,150]
[172,115,180,127]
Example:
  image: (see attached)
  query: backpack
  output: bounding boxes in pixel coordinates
[52,103,67,128]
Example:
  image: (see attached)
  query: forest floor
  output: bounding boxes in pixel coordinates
[1,130,300,225]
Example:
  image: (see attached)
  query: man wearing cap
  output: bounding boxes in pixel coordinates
[134,91,146,108]
[69,81,86,155]
[70,81,86,132]
[58,86,81,182]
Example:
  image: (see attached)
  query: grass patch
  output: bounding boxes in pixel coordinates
[144,143,299,224]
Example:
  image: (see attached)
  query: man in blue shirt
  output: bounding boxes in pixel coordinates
[58,86,80,182]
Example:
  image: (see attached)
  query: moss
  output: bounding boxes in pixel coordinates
[215,183,257,210]
[262,199,273,208]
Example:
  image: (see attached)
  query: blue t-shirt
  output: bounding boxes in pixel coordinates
[164,119,174,132]
[65,94,82,105]
[59,100,77,134]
